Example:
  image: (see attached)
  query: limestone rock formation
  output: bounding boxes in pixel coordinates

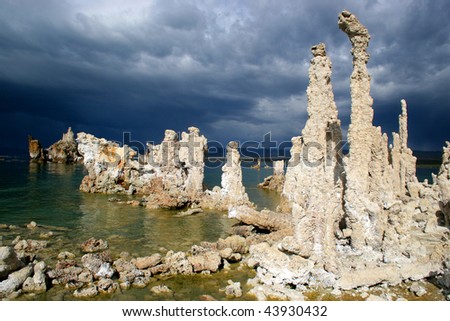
[238,10,449,297]
[77,127,207,208]
[277,43,344,272]
[338,10,395,251]
[277,136,303,213]
[0,265,33,298]
[258,160,285,192]
[229,205,291,232]
[391,100,417,196]
[201,141,253,211]
[28,128,81,163]
[28,135,46,162]
[81,238,109,253]
[437,142,450,227]
[22,261,47,294]
[47,127,81,163]
[0,246,24,279]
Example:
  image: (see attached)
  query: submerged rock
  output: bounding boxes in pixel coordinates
[150,284,173,296]
[409,282,427,297]
[26,221,37,229]
[217,236,248,254]
[57,251,76,260]
[175,208,203,217]
[13,239,47,252]
[80,238,109,253]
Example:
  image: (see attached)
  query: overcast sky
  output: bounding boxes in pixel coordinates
[0,0,449,156]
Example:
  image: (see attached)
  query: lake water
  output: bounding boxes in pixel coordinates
[0,159,440,300]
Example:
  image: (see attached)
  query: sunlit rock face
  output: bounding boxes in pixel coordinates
[201,141,254,212]
[76,127,207,209]
[240,11,449,295]
[277,42,344,273]
[47,127,81,164]
[28,127,81,163]
[437,142,450,227]
[391,100,417,197]
[28,135,45,162]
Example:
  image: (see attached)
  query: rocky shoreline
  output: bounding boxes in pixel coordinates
[0,221,448,301]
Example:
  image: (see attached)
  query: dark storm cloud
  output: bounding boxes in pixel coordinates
[0,0,449,156]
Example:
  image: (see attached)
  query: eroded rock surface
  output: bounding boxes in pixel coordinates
[201,141,253,211]
[437,142,450,227]
[28,135,46,162]
[0,246,24,279]
[391,100,417,196]
[258,160,285,192]
[28,128,81,163]
[239,10,449,298]
[77,127,207,209]
[47,127,81,163]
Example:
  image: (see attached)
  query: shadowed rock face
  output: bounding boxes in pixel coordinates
[257,160,285,192]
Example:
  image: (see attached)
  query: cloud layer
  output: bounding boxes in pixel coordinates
[0,0,449,154]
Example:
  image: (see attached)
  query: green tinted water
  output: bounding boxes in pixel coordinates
[0,160,277,300]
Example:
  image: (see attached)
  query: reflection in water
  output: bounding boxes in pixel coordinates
[76,192,237,256]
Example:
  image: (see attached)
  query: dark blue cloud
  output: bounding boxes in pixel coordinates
[0,0,449,157]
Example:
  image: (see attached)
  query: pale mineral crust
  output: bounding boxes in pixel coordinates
[239,10,449,296]
[201,141,253,211]
[339,10,394,251]
[76,127,207,208]
[437,142,450,227]
[277,43,344,272]
[391,100,417,196]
